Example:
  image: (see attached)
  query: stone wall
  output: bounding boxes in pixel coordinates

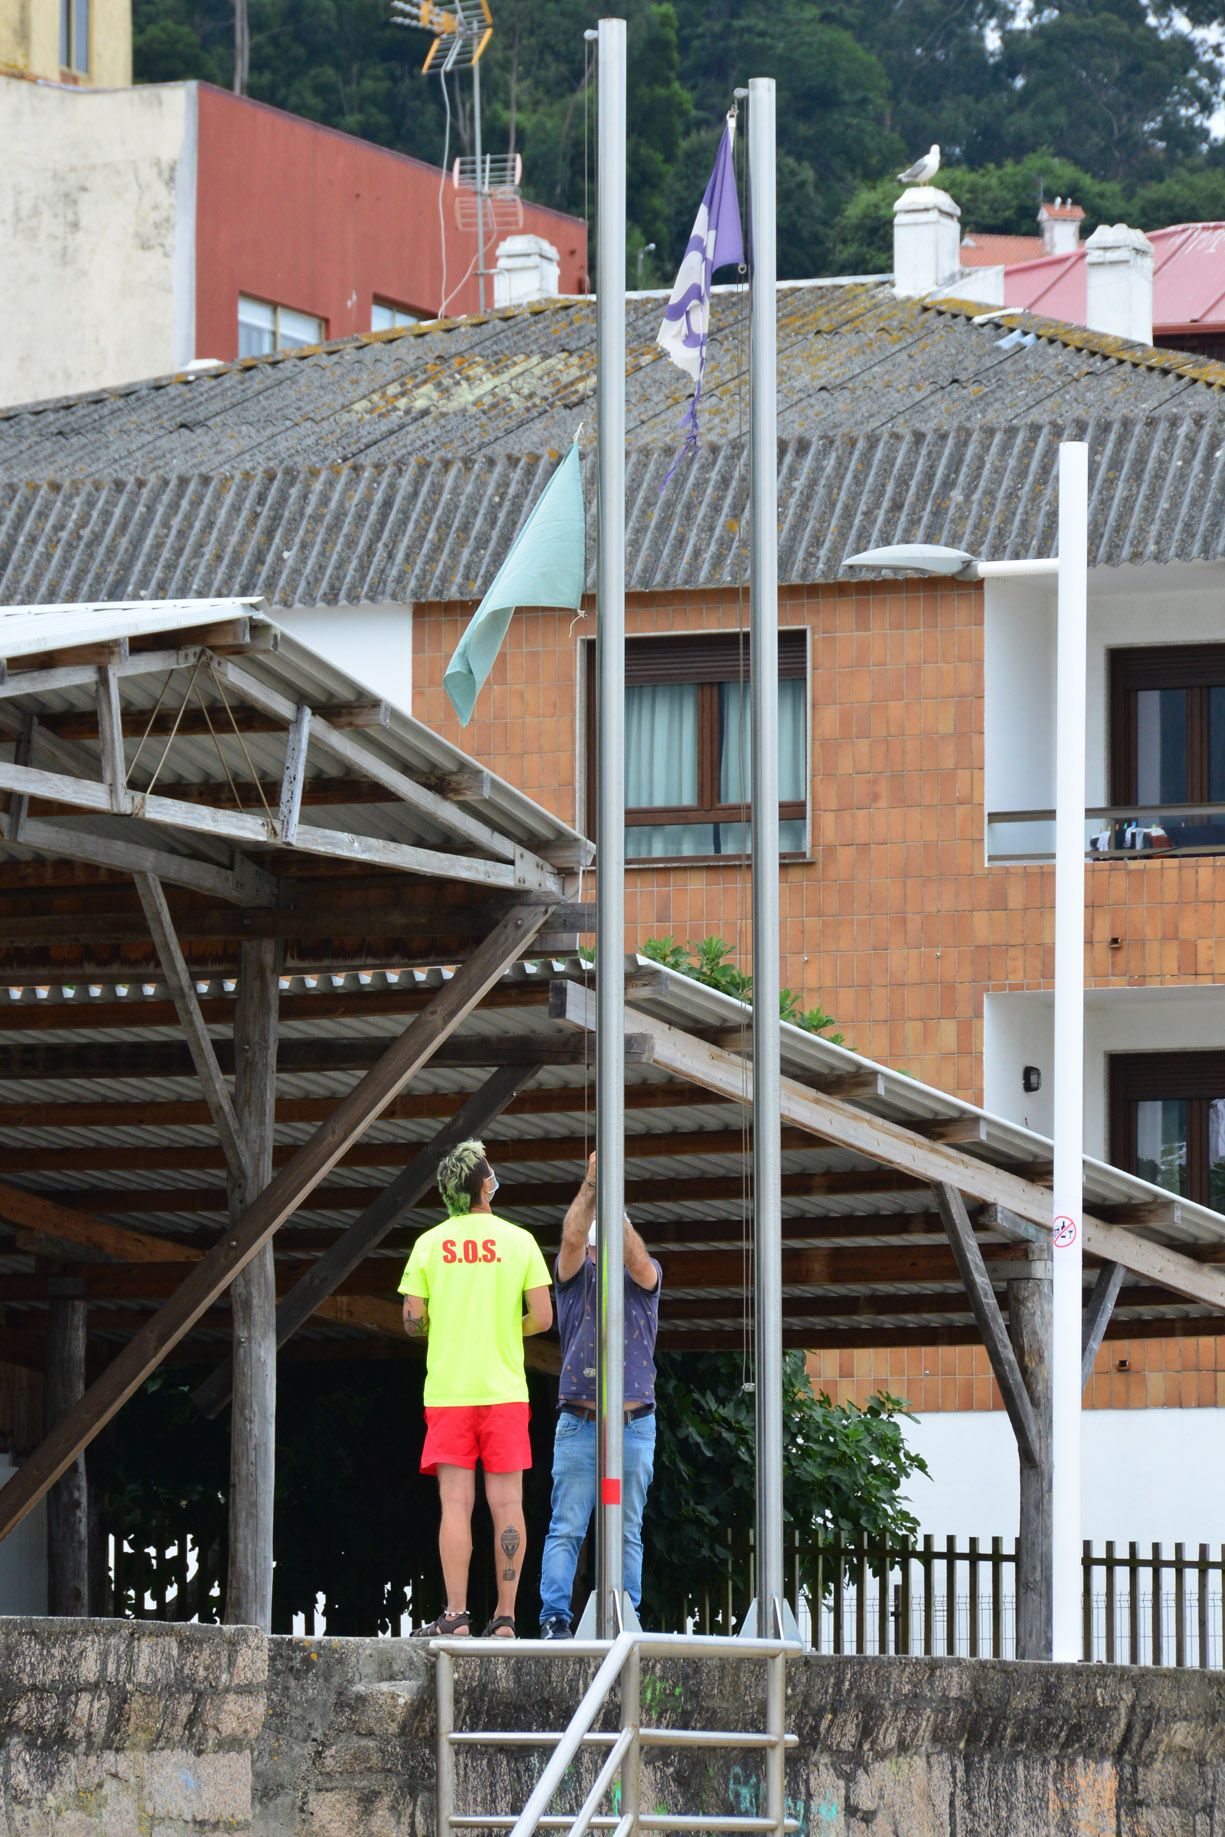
[256,1637,1225,1837]
[2,1623,1223,1834]
[0,1617,265,1835]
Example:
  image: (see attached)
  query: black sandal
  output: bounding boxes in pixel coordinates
[411,1609,472,1638]
[481,1615,517,1639]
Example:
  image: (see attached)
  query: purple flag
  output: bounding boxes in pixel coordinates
[656,113,744,467]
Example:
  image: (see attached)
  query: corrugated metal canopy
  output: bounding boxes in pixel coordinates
[0,955,1220,1371]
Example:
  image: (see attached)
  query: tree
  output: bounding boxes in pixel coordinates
[641,1351,929,1628]
[832,152,1127,275]
[999,0,1216,182]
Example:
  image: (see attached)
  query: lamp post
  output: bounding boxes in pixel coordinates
[635,242,656,288]
[844,438,1089,1663]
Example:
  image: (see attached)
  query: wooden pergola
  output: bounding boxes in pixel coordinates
[0,599,588,1625]
[1,601,1223,1657]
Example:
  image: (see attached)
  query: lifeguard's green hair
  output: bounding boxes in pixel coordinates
[437,1138,490,1216]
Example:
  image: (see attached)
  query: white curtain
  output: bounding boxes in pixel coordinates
[625,683,698,807]
[719,678,806,804]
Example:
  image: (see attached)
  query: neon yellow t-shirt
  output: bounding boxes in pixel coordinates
[399,1212,552,1406]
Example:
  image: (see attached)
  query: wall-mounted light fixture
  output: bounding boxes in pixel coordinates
[1022,1065,1042,1094]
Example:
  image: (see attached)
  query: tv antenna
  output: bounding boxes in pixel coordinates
[390,0,517,311]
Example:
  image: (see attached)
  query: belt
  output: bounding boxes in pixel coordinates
[560,1402,654,1423]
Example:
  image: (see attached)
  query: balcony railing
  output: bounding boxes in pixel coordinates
[987,803,1225,864]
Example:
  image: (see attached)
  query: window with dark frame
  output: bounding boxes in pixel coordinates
[584,631,808,862]
[1108,644,1225,852]
[1109,1051,1225,1214]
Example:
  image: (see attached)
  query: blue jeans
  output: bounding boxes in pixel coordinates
[538,1411,656,1626]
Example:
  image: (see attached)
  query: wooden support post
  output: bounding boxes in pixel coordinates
[1082,1261,1125,1390]
[46,1277,88,1616]
[224,937,280,1631]
[95,667,127,813]
[1008,1246,1054,1661]
[277,705,311,846]
[933,1184,1040,1467]
[192,1062,541,1417]
[0,901,553,1546]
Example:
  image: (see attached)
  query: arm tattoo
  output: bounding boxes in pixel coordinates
[403,1312,428,1339]
[500,1525,521,1580]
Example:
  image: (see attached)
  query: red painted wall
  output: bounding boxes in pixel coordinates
[194,85,587,361]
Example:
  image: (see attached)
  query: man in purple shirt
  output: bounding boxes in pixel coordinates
[538,1152,662,1638]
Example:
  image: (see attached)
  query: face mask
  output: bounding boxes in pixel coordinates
[486,1173,499,1201]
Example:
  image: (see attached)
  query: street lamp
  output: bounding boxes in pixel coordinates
[845,440,1088,1664]
[635,241,656,288]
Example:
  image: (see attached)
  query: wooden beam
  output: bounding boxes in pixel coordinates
[0,1079,701,1130]
[0,900,554,1545]
[35,698,390,742]
[21,1164,922,1218]
[134,873,251,1187]
[1081,1261,1125,1388]
[0,761,565,899]
[552,980,1225,1312]
[6,1122,829,1177]
[0,1032,654,1086]
[933,1184,1040,1469]
[0,894,593,951]
[7,816,275,906]
[0,1181,197,1263]
[193,1061,542,1416]
[7,715,36,842]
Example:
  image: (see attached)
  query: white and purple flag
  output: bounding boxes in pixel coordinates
[656,113,744,467]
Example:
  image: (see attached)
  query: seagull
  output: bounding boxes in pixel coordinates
[898,144,940,186]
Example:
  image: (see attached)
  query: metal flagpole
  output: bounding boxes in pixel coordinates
[594,12,627,1641]
[1051,439,1088,1660]
[747,74,785,1644]
[472,55,487,313]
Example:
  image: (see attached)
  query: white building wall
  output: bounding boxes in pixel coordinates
[983,561,1225,859]
[273,604,413,714]
[0,80,197,407]
[904,1408,1225,1548]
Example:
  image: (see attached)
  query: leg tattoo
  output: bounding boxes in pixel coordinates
[500,1525,521,1581]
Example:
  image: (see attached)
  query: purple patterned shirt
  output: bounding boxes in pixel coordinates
[554,1252,662,1407]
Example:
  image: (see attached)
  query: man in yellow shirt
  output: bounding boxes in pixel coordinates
[400,1137,552,1639]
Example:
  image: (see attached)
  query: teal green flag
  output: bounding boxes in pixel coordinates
[443,442,586,725]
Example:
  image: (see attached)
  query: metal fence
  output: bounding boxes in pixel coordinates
[669,1532,1225,1669]
[100,1524,1225,1668]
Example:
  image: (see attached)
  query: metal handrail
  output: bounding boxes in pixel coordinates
[432,1627,800,1837]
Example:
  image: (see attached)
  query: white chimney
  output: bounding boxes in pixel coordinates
[1084,224,1153,345]
[893,186,962,297]
[1037,199,1085,258]
[492,234,560,309]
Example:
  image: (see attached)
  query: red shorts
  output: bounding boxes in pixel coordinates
[421,1402,532,1476]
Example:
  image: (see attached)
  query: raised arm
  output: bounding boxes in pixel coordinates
[558,1151,597,1282]
[624,1215,658,1292]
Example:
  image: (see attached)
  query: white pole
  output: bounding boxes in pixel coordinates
[1051,439,1088,1661]
[593,14,626,1640]
[473,57,487,313]
[748,76,784,1637]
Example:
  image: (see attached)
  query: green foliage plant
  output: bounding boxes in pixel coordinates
[640,934,844,1043]
[642,1350,928,1629]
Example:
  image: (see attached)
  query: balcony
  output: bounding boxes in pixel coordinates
[986,803,1225,864]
